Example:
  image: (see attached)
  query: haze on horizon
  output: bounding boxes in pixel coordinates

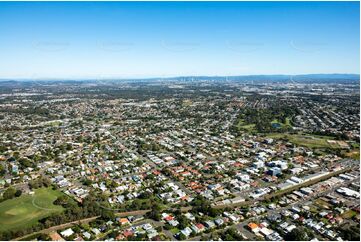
[0,1,359,79]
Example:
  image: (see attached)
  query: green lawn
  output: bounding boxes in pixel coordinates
[170,228,180,234]
[345,149,360,160]
[265,133,339,149]
[0,187,64,232]
[236,119,256,132]
[314,198,331,209]
[341,209,358,219]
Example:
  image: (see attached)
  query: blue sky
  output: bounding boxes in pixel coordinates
[0,1,359,79]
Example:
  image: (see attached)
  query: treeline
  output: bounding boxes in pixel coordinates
[29,176,52,189]
[312,130,349,140]
[338,224,360,241]
[0,187,22,201]
[190,195,223,217]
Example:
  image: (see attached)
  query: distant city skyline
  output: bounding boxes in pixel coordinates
[0,1,359,79]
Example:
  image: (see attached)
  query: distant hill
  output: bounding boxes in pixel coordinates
[0,74,359,84]
[167,74,360,82]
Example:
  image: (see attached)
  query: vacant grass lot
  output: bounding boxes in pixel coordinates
[345,149,360,160]
[314,198,332,209]
[341,209,358,219]
[265,133,339,149]
[0,187,64,232]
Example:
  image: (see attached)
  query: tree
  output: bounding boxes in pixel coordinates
[15,189,22,197]
[18,157,34,168]
[29,176,51,189]
[147,205,162,221]
[138,191,152,199]
[0,164,6,176]
[54,195,74,208]
[100,209,115,220]
[3,187,16,200]
[208,207,221,217]
[224,234,234,241]
[191,195,221,217]
[177,215,189,229]
[221,228,244,241]
[80,193,101,217]
[284,227,309,241]
[339,225,360,241]
[82,179,92,186]
[38,233,50,241]
[178,233,187,240]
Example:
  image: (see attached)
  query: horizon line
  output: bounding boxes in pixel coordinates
[0,73,359,81]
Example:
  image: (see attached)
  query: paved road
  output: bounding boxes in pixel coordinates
[186,169,359,241]
[213,165,356,209]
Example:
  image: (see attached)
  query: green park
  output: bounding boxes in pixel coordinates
[0,187,64,232]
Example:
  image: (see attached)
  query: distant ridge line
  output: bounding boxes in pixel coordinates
[0,73,359,82]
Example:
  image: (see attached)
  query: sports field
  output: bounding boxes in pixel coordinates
[0,187,64,232]
[265,133,340,149]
